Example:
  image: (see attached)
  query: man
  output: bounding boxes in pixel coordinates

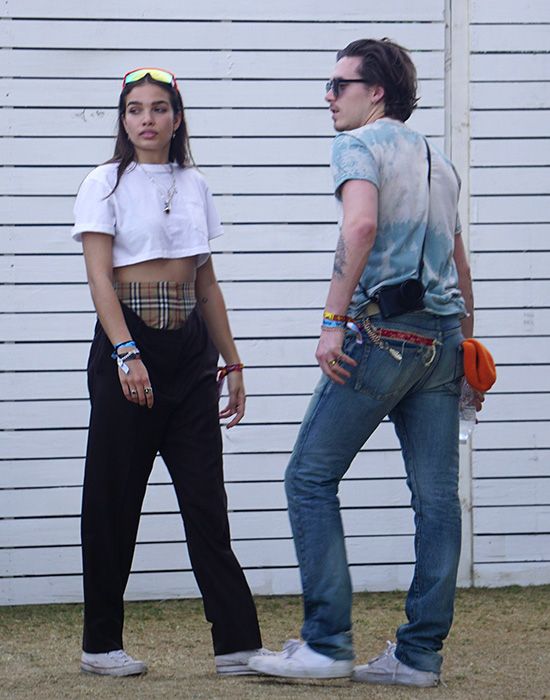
[249,38,481,687]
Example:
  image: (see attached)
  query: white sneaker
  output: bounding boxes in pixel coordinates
[215,647,275,676]
[80,649,147,677]
[248,639,353,679]
[352,641,440,687]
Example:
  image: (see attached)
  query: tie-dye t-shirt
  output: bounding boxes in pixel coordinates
[331,117,466,317]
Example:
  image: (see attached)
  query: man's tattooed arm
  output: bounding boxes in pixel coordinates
[333,234,347,278]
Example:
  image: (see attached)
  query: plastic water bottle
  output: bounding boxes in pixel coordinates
[459,378,477,443]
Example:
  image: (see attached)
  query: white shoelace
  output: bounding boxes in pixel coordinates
[281,639,303,657]
[107,650,134,663]
[369,640,396,665]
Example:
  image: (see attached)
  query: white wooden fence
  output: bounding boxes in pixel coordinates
[1,0,549,605]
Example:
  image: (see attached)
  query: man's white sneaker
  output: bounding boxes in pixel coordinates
[248,639,353,679]
[215,647,275,676]
[352,641,439,687]
[80,649,147,677]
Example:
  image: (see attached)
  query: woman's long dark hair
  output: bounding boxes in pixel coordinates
[107,73,195,194]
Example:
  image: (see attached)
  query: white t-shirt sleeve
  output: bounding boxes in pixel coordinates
[72,172,116,242]
[203,182,224,242]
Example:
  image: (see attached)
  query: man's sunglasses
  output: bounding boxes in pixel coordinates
[122,68,179,91]
[325,78,370,99]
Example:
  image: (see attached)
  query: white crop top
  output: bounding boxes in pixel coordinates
[72,162,223,268]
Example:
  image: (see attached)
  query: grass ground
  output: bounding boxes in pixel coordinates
[1,587,549,699]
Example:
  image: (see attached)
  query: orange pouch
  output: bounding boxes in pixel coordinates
[462,338,497,392]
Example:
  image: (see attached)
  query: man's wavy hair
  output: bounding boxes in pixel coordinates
[337,38,418,122]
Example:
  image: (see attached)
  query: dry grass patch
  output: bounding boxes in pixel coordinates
[1,587,549,699]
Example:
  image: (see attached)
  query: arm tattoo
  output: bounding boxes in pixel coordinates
[200,296,209,305]
[333,234,347,278]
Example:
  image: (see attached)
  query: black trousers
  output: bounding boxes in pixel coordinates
[81,305,262,655]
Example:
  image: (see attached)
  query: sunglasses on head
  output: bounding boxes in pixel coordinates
[122,68,179,91]
[325,78,370,99]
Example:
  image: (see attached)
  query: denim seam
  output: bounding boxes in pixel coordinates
[393,410,422,657]
[287,377,333,602]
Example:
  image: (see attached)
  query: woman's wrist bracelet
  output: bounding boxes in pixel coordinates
[216,363,245,398]
[114,340,136,351]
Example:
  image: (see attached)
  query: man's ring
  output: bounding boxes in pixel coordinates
[144,387,152,395]
[130,389,137,395]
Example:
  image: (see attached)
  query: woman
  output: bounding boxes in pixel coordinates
[73,68,266,677]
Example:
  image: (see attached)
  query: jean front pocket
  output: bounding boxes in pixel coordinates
[354,334,432,401]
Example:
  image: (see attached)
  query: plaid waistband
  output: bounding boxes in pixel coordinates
[114,281,196,330]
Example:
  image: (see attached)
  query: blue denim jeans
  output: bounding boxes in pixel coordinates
[285,311,464,673]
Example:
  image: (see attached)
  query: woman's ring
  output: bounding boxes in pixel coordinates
[130,389,137,395]
[144,387,152,394]
[328,359,338,367]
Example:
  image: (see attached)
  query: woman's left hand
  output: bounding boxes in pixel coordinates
[219,370,246,428]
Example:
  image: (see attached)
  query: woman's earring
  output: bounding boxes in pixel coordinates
[172,132,176,139]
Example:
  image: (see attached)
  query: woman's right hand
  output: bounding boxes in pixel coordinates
[118,358,154,409]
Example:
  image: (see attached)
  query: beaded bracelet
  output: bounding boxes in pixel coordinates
[216,363,245,398]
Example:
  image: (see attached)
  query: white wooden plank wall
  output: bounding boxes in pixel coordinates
[5,0,545,605]
[469,0,550,587]
[0,0,447,605]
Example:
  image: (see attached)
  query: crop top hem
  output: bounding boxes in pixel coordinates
[111,243,219,269]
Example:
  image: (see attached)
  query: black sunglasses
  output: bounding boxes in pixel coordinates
[325,78,370,98]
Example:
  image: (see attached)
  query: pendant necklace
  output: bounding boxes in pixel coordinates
[139,163,177,213]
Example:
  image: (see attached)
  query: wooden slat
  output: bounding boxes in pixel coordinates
[11,276,549,313]
[3,19,444,51]
[0,450,408,490]
[471,0,550,23]
[474,280,550,308]
[472,251,550,278]
[471,82,550,110]
[10,380,550,427]
[2,135,446,165]
[475,534,550,563]
[0,105,442,137]
[1,308,550,342]
[0,224,339,254]
[1,535,416,577]
[471,196,550,225]
[1,508,414,548]
[6,251,550,287]
[2,49,444,80]
[471,24,550,52]
[475,422,550,451]
[0,338,322,371]
[1,0,445,21]
[471,54,550,82]
[474,505,550,534]
[476,394,550,422]
[474,450,550,479]
[3,194,338,225]
[0,474,409,518]
[471,110,550,139]
[471,167,550,196]
[471,139,550,167]
[0,78,444,108]
[473,562,550,587]
[0,563,418,606]
[1,422,402,461]
[474,478,550,506]
[470,223,550,252]
[0,165,336,196]
[0,334,550,374]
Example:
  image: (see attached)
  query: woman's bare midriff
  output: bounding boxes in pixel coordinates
[113,257,197,284]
